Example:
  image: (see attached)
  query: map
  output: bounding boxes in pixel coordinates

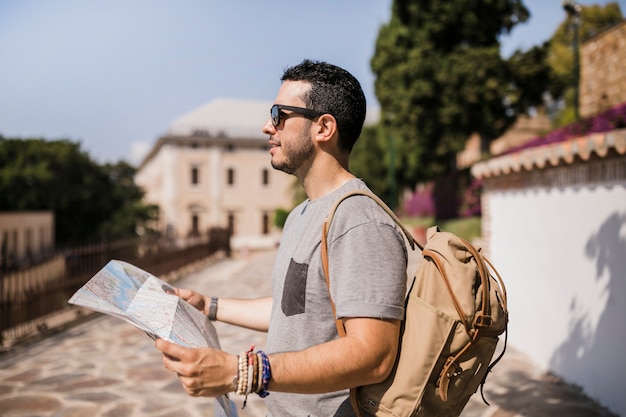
[69,259,237,417]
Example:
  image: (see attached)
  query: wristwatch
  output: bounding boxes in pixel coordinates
[208,296,219,321]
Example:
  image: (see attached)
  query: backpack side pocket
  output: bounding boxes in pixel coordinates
[357,295,457,417]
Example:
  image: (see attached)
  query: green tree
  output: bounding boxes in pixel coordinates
[547,2,623,126]
[351,125,392,201]
[273,208,289,229]
[0,137,156,244]
[368,0,529,202]
[99,161,159,239]
[506,42,556,116]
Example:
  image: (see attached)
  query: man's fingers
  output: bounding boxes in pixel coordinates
[175,288,189,297]
[175,289,206,311]
[153,342,231,398]
[155,338,187,361]
[157,346,187,375]
[177,288,198,301]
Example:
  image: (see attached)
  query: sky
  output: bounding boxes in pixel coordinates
[1,0,624,166]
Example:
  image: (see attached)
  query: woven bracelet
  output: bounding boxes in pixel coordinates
[256,350,271,398]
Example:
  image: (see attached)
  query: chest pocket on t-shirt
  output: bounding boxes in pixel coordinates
[282,258,308,316]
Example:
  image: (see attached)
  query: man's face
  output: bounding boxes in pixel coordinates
[263,81,315,176]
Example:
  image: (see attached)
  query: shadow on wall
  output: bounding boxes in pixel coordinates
[549,211,626,415]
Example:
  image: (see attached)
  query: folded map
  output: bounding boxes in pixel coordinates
[69,259,237,417]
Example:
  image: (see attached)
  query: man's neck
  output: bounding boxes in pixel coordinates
[300,164,355,201]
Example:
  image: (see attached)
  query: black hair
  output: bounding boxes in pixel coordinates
[281,59,366,153]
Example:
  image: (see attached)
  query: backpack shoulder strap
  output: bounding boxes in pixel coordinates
[323,189,420,252]
[321,189,419,336]
[320,189,417,417]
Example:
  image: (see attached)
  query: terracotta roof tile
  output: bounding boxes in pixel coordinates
[471,129,626,179]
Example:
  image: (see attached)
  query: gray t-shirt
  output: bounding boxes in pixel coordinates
[266,179,408,417]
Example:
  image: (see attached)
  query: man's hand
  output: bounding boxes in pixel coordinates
[155,338,238,397]
[172,288,208,314]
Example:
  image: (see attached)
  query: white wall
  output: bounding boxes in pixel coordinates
[488,181,626,416]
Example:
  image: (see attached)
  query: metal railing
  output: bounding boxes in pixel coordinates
[0,228,231,348]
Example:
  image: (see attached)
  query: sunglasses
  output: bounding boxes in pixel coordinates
[270,104,324,127]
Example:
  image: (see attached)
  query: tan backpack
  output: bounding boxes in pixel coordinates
[321,190,508,417]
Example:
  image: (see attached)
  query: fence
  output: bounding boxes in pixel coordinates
[0,228,231,348]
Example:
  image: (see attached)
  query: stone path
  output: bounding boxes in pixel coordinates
[0,249,619,417]
[0,251,274,417]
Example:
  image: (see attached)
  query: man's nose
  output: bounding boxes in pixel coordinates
[262,118,275,135]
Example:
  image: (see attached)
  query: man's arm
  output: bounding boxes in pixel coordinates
[175,287,272,332]
[215,296,273,332]
[154,315,400,397]
[268,316,400,392]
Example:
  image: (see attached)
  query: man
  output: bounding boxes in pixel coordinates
[155,59,408,417]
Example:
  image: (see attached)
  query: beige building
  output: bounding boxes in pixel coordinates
[0,211,54,270]
[135,98,297,250]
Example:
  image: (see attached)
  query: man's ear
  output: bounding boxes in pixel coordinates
[313,114,338,143]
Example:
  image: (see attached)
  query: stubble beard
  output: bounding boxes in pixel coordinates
[270,127,314,176]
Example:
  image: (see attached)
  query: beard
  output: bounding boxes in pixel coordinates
[270,125,314,175]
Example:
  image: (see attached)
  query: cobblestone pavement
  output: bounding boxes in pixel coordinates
[0,249,619,417]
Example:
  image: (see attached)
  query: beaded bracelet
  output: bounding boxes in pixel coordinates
[250,351,258,394]
[256,352,263,394]
[246,349,255,395]
[234,346,271,409]
[236,351,248,396]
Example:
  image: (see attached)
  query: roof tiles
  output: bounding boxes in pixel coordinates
[471,129,626,179]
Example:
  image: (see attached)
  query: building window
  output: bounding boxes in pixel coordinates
[228,212,235,234]
[262,212,270,235]
[191,166,199,185]
[227,168,235,186]
[11,230,17,259]
[262,168,269,186]
[190,214,200,236]
[40,227,46,254]
[25,228,33,258]
[1,231,8,270]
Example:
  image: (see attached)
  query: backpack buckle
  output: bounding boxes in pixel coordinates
[474,314,493,327]
[443,356,462,378]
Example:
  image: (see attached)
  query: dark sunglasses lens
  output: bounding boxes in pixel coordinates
[271,106,280,126]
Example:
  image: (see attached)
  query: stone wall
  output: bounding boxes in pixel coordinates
[580,20,626,118]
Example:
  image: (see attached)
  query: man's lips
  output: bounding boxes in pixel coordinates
[268,140,280,153]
